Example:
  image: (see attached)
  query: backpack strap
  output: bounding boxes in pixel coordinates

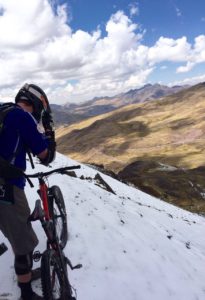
[27,149,35,169]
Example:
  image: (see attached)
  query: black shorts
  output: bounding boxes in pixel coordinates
[0,183,38,255]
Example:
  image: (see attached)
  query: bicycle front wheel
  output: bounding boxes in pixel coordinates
[41,249,73,300]
[49,185,68,249]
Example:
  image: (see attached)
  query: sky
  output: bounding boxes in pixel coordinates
[0,0,205,104]
[0,152,205,300]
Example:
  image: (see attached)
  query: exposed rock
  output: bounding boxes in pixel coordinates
[94,173,116,195]
[118,160,205,214]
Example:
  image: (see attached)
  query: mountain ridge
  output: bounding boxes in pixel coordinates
[51,83,188,126]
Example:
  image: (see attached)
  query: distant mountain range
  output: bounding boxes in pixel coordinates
[51,83,188,126]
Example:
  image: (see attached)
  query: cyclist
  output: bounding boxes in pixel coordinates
[0,84,56,300]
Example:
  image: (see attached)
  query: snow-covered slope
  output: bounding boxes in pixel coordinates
[0,153,205,300]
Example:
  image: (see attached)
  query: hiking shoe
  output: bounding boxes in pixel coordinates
[19,292,44,300]
[31,268,41,281]
[31,292,44,300]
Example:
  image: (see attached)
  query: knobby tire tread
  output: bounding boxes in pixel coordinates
[41,249,73,300]
[49,185,68,249]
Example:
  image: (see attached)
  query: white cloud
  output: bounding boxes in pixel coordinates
[0,0,205,105]
[169,73,205,86]
[175,7,182,17]
[176,35,205,73]
[129,2,139,17]
[0,0,69,48]
[177,62,195,73]
[148,36,191,64]
[170,1,182,18]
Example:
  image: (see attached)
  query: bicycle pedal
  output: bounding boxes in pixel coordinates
[65,257,82,270]
[33,250,42,262]
[73,263,83,269]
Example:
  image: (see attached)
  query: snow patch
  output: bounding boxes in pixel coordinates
[0,152,205,300]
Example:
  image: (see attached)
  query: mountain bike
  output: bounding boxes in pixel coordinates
[26,166,82,300]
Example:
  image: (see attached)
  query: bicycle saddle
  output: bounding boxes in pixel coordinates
[28,199,45,222]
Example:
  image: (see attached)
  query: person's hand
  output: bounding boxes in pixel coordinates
[45,129,56,160]
[45,129,55,140]
[42,111,54,132]
[40,111,56,165]
[39,131,56,165]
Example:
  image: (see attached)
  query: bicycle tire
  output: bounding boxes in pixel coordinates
[48,185,68,249]
[41,249,74,300]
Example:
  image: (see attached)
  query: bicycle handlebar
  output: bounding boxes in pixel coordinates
[25,165,81,178]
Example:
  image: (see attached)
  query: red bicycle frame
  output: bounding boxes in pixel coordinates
[39,178,50,221]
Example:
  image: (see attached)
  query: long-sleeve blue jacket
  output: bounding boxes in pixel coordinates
[0,106,48,189]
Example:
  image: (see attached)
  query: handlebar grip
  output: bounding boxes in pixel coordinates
[63,166,81,170]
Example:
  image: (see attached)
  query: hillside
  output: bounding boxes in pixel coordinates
[56,82,205,170]
[56,82,205,213]
[50,104,83,127]
[0,153,205,300]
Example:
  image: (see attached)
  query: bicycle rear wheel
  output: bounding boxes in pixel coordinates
[41,249,74,300]
[48,185,68,249]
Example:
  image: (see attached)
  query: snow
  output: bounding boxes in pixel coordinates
[0,152,205,300]
[156,163,178,171]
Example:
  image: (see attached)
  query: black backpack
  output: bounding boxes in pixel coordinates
[0,103,25,179]
[0,102,16,134]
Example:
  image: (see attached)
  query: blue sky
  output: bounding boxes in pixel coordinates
[66,0,205,44]
[64,0,205,88]
[0,0,205,103]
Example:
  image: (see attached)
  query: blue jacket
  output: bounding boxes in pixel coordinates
[0,106,48,189]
